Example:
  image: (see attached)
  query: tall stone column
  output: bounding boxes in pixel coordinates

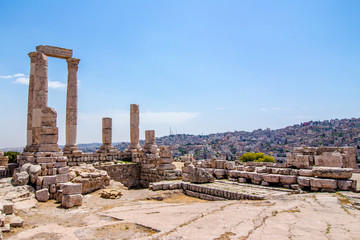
[24,52,48,152]
[63,58,82,156]
[128,104,141,151]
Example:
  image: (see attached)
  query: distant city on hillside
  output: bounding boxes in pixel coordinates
[155,118,360,162]
[3,118,360,163]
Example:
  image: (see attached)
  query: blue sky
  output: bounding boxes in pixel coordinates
[0,0,359,148]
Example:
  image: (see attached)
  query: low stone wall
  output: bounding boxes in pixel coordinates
[184,158,357,192]
[287,147,357,169]
[96,163,140,189]
[149,181,264,201]
[140,168,182,187]
[67,151,132,166]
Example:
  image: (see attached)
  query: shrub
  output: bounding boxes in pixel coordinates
[240,152,275,163]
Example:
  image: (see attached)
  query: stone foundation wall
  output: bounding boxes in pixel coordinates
[140,168,181,187]
[287,147,357,169]
[67,151,132,166]
[96,163,140,189]
[186,157,357,192]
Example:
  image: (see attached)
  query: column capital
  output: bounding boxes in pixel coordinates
[28,52,47,64]
[66,58,80,70]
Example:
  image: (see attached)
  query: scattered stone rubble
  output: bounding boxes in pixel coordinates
[182,161,214,183]
[68,164,110,194]
[0,178,37,237]
[99,189,122,199]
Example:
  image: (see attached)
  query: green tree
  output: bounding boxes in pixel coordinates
[4,151,20,164]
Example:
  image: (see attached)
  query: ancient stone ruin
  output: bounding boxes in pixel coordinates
[0,45,359,237]
[286,147,357,169]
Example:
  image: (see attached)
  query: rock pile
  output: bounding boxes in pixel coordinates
[99,189,122,199]
[68,164,111,194]
[182,161,214,184]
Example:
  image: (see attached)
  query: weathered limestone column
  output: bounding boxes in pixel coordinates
[25,52,37,148]
[24,52,48,152]
[102,118,112,145]
[128,104,141,151]
[63,58,82,156]
[143,130,158,153]
[33,52,48,109]
[97,117,118,153]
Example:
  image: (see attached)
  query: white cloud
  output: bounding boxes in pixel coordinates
[13,73,24,77]
[142,111,200,124]
[14,77,29,85]
[0,75,13,79]
[0,73,25,79]
[48,81,66,89]
[12,75,66,89]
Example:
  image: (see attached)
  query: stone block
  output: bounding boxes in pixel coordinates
[43,175,57,185]
[36,189,49,202]
[36,45,73,59]
[50,184,57,194]
[299,169,313,177]
[58,167,69,174]
[157,164,176,170]
[55,162,67,168]
[297,176,311,187]
[56,174,69,183]
[214,169,226,179]
[8,215,23,228]
[263,174,280,183]
[62,183,82,195]
[225,161,235,170]
[40,134,58,144]
[227,170,241,178]
[310,178,337,190]
[160,151,172,158]
[215,160,226,169]
[238,177,247,183]
[61,194,83,208]
[39,144,61,152]
[12,171,29,186]
[279,175,297,184]
[20,163,32,172]
[312,167,352,179]
[40,127,58,135]
[0,200,13,215]
[255,166,268,173]
[337,180,355,191]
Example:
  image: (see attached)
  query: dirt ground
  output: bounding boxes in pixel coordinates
[4,175,360,240]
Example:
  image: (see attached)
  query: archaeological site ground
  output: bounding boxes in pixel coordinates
[1,46,360,240]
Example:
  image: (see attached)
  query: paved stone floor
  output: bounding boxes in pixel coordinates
[4,177,360,240]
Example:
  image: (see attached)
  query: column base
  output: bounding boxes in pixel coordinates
[63,145,83,157]
[96,144,119,154]
[127,143,141,151]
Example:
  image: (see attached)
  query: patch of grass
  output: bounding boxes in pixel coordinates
[326,223,331,234]
[214,231,236,240]
[336,192,352,215]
